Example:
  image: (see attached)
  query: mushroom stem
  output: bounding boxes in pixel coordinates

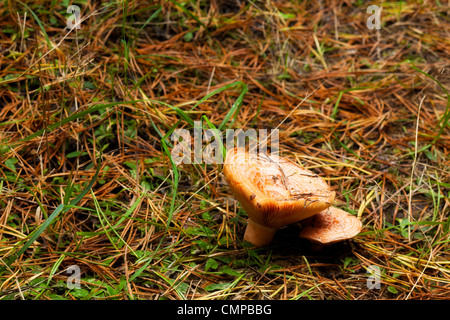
[244,219,278,247]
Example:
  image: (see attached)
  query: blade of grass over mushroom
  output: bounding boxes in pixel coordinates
[0,160,101,274]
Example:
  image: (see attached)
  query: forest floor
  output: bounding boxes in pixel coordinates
[0,0,449,300]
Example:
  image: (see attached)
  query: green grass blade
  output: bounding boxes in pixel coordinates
[15,100,141,145]
[409,64,450,143]
[161,140,179,227]
[218,83,248,131]
[17,1,52,49]
[188,81,247,119]
[160,81,248,152]
[0,160,102,274]
[134,6,162,43]
[91,189,137,257]
[331,86,371,120]
[169,0,206,28]
[202,115,226,162]
[46,254,65,286]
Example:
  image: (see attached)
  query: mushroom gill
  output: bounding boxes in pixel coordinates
[299,206,363,249]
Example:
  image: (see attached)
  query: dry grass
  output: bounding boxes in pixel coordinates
[0,0,449,300]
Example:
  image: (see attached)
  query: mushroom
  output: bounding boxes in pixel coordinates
[299,206,363,250]
[223,147,335,247]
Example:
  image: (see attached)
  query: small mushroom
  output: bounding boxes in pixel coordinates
[223,147,335,247]
[299,206,362,250]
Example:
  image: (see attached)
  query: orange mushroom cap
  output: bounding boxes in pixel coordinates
[299,206,363,246]
[223,147,335,246]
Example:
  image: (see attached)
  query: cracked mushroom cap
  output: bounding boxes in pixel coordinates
[299,206,363,245]
[223,147,335,245]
